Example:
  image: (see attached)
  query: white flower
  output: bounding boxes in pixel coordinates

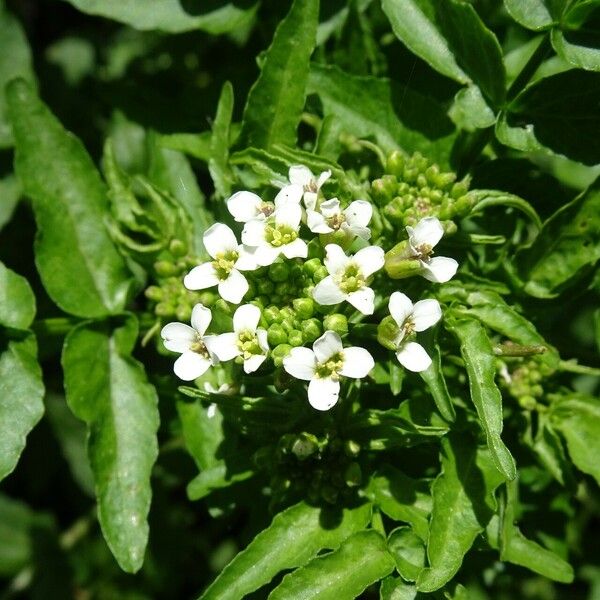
[242,203,307,266]
[280,165,331,211]
[184,223,257,304]
[227,191,275,223]
[406,217,458,283]
[306,198,372,240]
[208,304,269,374]
[161,304,217,381]
[312,244,384,315]
[388,291,442,372]
[283,331,374,411]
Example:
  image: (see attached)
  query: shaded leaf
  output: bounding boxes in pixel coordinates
[209,81,235,199]
[552,28,600,72]
[0,262,35,330]
[0,174,20,231]
[419,341,456,422]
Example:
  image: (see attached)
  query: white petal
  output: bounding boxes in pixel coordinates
[312,276,346,306]
[308,378,340,411]
[284,347,317,380]
[316,170,331,188]
[233,303,261,333]
[184,262,219,290]
[344,200,372,227]
[319,198,341,218]
[407,217,444,249]
[346,224,371,240]
[396,341,432,372]
[244,354,266,374]
[226,191,263,222]
[388,291,414,327]
[275,203,302,229]
[347,287,375,315]
[313,330,343,363]
[242,220,267,247]
[274,184,303,206]
[218,270,248,304]
[303,191,318,212]
[205,332,240,362]
[235,246,258,271]
[190,304,212,336]
[250,244,281,266]
[288,165,313,187]
[203,223,238,258]
[173,351,212,381]
[307,210,333,234]
[340,347,374,379]
[420,256,458,283]
[161,322,196,353]
[353,245,385,277]
[256,328,269,353]
[324,244,349,274]
[281,238,308,259]
[411,299,442,331]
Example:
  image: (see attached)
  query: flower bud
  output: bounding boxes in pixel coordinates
[155,302,173,317]
[144,285,163,301]
[323,313,348,335]
[257,278,275,295]
[288,330,304,347]
[154,260,177,277]
[301,318,322,343]
[269,262,290,282]
[169,239,187,257]
[175,304,191,322]
[272,343,292,367]
[384,242,423,279]
[303,258,322,277]
[263,305,280,324]
[214,298,232,314]
[313,266,329,283]
[377,315,400,351]
[268,323,288,346]
[291,433,319,460]
[385,150,405,177]
[198,291,217,307]
[293,297,314,319]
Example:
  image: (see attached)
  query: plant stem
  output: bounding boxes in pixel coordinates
[506,34,552,101]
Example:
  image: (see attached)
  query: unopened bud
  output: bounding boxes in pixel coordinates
[272,343,292,367]
[263,305,280,324]
[154,260,177,277]
[293,297,314,319]
[302,318,322,343]
[313,266,329,283]
[303,258,322,277]
[144,286,163,301]
[288,330,303,347]
[385,150,405,177]
[323,313,348,335]
[291,433,319,460]
[269,262,290,282]
[344,439,361,457]
[377,315,400,351]
[268,323,288,346]
[169,239,187,257]
[175,304,191,322]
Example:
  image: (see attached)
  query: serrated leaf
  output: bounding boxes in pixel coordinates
[416,435,504,592]
[446,316,516,480]
[209,81,234,199]
[238,0,319,149]
[199,501,372,600]
[62,316,159,573]
[0,334,44,482]
[0,262,35,330]
[7,79,133,318]
[515,179,600,297]
[268,530,395,600]
[366,466,432,541]
[60,0,258,34]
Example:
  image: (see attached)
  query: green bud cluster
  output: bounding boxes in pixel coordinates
[265,431,363,505]
[145,276,217,322]
[371,151,472,229]
[500,359,553,410]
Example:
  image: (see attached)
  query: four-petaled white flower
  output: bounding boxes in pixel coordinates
[242,203,307,266]
[184,223,256,304]
[306,198,372,240]
[281,165,331,211]
[406,217,458,283]
[161,303,218,381]
[208,304,269,374]
[283,331,374,411]
[312,244,384,315]
[227,191,275,223]
[388,291,442,372]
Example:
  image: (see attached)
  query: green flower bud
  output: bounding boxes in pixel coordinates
[257,278,275,295]
[281,318,296,334]
[371,175,397,205]
[288,330,304,347]
[155,302,174,317]
[169,239,187,257]
[313,266,329,283]
[303,258,322,277]
[263,305,280,324]
[344,462,362,487]
[280,307,295,321]
[268,323,288,346]
[198,291,217,307]
[323,313,348,335]
[214,298,232,314]
[293,297,314,319]
[272,343,292,367]
[291,433,319,460]
[154,260,177,277]
[384,241,423,279]
[385,150,405,177]
[451,180,470,199]
[302,318,322,343]
[175,304,192,322]
[144,285,163,301]
[519,395,537,411]
[269,262,290,282]
[377,315,400,351]
[276,281,294,297]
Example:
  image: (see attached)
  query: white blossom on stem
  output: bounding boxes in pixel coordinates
[312,243,384,315]
[227,191,275,223]
[406,217,458,283]
[161,304,218,381]
[306,198,372,240]
[184,223,256,304]
[279,165,331,211]
[388,291,442,372]
[208,304,269,374]
[283,331,374,411]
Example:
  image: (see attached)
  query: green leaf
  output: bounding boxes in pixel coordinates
[159,132,212,161]
[307,64,455,167]
[0,262,35,330]
[199,501,372,600]
[507,70,600,165]
[381,0,469,84]
[62,316,159,573]
[209,81,235,199]
[448,85,496,131]
[503,0,560,30]
[416,435,504,592]
[380,577,419,600]
[552,29,600,72]
[238,0,319,149]
[495,111,542,153]
[268,530,395,600]
[366,466,432,541]
[60,0,258,34]
[0,3,35,148]
[419,342,456,422]
[469,189,543,231]
[445,316,516,480]
[515,179,600,297]
[550,393,600,486]
[0,174,20,232]
[0,334,44,482]
[7,79,133,318]
[387,527,426,582]
[187,464,255,500]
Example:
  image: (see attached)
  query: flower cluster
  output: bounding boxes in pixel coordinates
[160,162,459,410]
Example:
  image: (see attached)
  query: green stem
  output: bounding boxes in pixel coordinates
[32,317,80,338]
[558,360,600,376]
[506,34,552,101]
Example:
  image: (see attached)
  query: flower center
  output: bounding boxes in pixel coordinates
[264,222,298,248]
[395,319,415,347]
[414,243,433,261]
[315,352,344,380]
[190,337,210,358]
[336,263,365,294]
[259,202,275,218]
[326,212,346,231]
[212,249,239,280]
[237,330,262,360]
